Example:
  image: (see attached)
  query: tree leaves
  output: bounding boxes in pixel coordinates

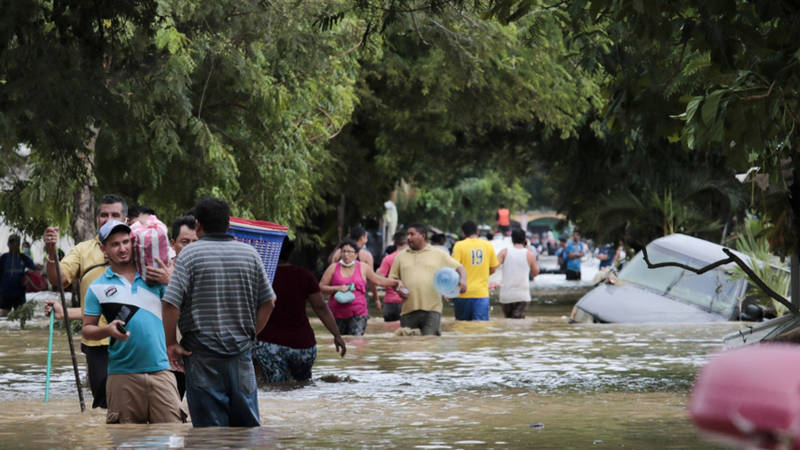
[1,0,367,237]
[701,90,723,126]
[314,11,347,32]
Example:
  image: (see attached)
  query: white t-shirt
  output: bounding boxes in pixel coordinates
[499,247,531,303]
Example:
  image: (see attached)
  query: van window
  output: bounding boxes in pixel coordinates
[617,247,741,315]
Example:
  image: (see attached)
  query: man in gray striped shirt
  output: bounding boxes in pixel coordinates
[162,197,276,427]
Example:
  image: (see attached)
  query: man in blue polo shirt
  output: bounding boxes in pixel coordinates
[565,230,586,281]
[82,220,182,424]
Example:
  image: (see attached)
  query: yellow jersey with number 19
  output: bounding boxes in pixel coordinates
[451,237,499,298]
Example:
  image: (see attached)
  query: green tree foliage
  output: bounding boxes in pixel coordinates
[324,4,601,234]
[368,8,600,179]
[1,1,159,236]
[397,169,530,231]
[97,1,364,228]
[4,0,780,259]
[529,125,747,248]
[561,0,800,255]
[732,213,791,316]
[464,1,750,249]
[1,0,362,237]
[521,165,556,211]
[6,300,35,329]
[350,1,746,247]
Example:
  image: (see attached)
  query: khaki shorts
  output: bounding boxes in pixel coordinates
[106,370,183,424]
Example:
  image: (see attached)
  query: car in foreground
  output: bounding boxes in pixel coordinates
[571,234,776,324]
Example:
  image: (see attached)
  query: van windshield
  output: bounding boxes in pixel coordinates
[617,246,741,315]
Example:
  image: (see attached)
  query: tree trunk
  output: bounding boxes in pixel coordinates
[70,126,99,242]
[72,184,95,242]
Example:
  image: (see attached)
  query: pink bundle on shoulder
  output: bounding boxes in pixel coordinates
[130,215,171,276]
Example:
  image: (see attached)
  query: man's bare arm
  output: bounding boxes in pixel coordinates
[528,251,540,278]
[162,302,191,372]
[44,300,81,321]
[309,293,346,357]
[43,227,71,289]
[162,303,180,347]
[457,265,468,293]
[82,315,129,341]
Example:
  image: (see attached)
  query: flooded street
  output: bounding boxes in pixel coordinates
[0,287,738,448]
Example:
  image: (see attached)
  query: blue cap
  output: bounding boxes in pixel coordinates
[98,219,131,244]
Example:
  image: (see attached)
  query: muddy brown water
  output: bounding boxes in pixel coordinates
[0,288,736,448]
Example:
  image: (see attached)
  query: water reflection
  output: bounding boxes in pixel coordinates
[0,300,738,448]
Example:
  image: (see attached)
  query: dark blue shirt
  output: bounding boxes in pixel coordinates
[598,244,616,269]
[555,247,567,268]
[0,253,35,298]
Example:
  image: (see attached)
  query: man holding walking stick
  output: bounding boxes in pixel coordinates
[43,193,128,409]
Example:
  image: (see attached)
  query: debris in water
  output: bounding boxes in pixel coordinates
[592,440,604,445]
[168,435,184,448]
[319,374,358,383]
[530,422,544,429]
[394,327,422,336]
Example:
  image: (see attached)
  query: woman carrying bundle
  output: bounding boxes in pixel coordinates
[319,239,405,336]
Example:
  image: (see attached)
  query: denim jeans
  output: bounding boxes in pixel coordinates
[184,351,260,427]
[453,298,490,321]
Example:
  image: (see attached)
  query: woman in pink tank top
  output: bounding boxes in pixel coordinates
[320,239,406,335]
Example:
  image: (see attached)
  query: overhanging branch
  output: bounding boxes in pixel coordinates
[641,246,797,315]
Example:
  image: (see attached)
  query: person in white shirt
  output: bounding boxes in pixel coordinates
[497,229,539,318]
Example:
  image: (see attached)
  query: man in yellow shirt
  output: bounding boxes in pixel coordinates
[389,223,466,335]
[451,220,499,321]
[43,193,128,409]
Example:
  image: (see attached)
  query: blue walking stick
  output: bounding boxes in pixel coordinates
[45,310,54,402]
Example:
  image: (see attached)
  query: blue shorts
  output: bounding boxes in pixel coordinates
[453,298,490,321]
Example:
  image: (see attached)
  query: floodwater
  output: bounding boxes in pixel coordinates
[0,285,738,448]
